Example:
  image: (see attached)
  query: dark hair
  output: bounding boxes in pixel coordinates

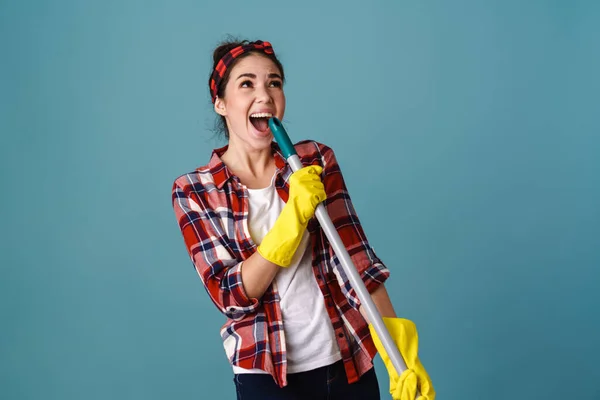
[209,37,285,139]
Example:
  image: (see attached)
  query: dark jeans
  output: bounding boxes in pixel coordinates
[233,360,380,400]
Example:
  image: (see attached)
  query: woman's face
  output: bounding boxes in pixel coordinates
[215,54,286,151]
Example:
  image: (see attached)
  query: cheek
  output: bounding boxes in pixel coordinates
[277,92,286,109]
[227,100,250,120]
[280,99,286,116]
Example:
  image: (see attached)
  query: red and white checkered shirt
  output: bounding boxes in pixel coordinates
[172,140,390,387]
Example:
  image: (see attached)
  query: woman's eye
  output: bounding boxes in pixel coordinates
[270,81,282,88]
[240,80,253,88]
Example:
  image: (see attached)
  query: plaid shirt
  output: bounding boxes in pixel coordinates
[172,140,390,388]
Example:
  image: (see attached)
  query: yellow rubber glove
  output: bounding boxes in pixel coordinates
[257,165,326,267]
[369,317,436,400]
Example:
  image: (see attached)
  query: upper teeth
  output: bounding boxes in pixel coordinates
[250,112,273,118]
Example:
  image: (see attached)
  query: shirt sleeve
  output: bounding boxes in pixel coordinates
[318,144,391,310]
[172,178,260,320]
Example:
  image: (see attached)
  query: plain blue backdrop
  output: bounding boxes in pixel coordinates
[1,1,599,399]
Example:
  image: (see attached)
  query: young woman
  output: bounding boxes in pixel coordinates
[172,39,435,400]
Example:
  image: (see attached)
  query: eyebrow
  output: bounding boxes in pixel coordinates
[235,73,283,80]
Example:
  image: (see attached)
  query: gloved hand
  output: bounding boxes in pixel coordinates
[369,317,436,400]
[257,165,326,267]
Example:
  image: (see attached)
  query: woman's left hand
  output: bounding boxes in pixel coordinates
[369,317,436,400]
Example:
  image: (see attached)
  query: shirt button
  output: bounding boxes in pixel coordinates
[338,333,344,338]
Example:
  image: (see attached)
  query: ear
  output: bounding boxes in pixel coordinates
[214,96,227,117]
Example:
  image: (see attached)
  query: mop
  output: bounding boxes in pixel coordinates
[268,117,434,400]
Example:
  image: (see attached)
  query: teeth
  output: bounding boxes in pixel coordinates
[250,112,273,118]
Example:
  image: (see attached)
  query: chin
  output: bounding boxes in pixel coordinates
[251,137,274,150]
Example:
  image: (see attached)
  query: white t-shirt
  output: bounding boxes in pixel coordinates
[233,174,341,374]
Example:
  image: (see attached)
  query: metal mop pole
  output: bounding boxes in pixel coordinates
[268,117,419,398]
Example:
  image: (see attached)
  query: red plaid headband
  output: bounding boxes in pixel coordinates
[210,40,275,103]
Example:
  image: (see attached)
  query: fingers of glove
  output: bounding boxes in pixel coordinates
[303,165,323,176]
[289,165,323,186]
[299,188,326,221]
[390,370,418,400]
[309,182,327,203]
[292,177,323,194]
[291,178,326,205]
[414,361,435,397]
[302,184,326,216]
[402,370,418,400]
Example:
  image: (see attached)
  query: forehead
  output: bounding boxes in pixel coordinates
[229,54,281,77]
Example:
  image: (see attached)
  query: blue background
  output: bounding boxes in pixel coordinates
[1,1,599,399]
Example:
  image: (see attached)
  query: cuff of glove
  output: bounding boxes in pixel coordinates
[256,203,308,267]
[256,244,293,267]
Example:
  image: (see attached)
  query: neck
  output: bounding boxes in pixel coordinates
[221,139,275,182]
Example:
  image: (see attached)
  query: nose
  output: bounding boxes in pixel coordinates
[255,84,272,103]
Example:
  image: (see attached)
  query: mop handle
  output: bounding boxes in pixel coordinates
[268,117,410,378]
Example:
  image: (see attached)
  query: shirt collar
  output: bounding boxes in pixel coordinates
[205,141,289,190]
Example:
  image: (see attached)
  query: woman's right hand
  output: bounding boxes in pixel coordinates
[287,165,327,224]
[257,165,326,267]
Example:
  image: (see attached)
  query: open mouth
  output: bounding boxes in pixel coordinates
[249,112,273,133]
